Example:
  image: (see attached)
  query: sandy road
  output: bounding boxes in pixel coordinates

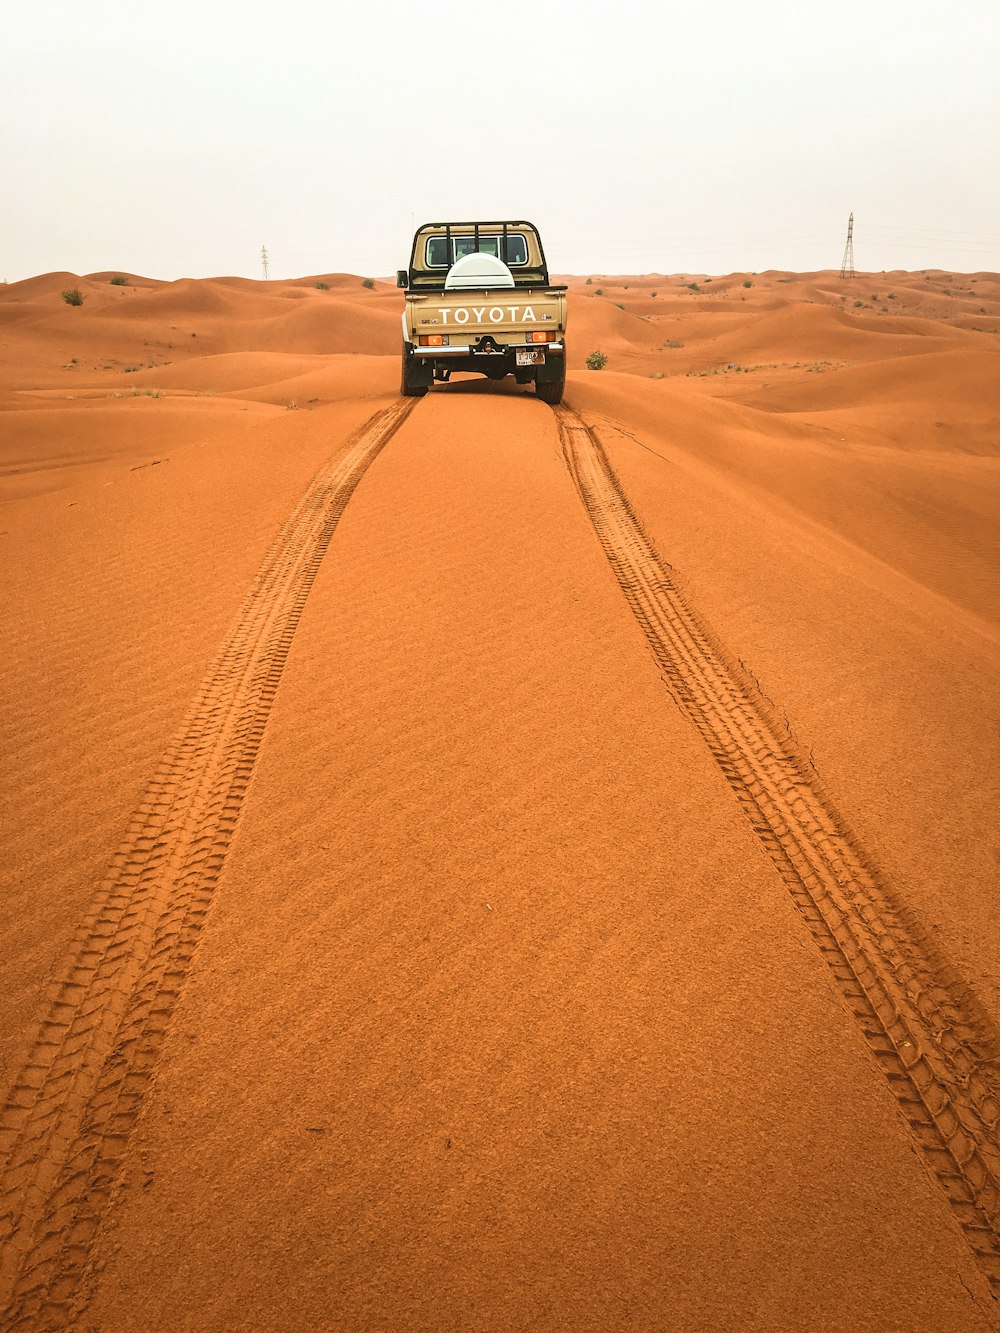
[2,388,998,1330]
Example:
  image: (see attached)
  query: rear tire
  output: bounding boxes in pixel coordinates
[535,354,566,405]
[400,343,428,398]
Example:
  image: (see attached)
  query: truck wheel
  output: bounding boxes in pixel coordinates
[535,355,566,405]
[400,344,428,398]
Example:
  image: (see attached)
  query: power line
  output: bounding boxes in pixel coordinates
[551,237,839,257]
[551,230,838,248]
[551,224,1000,253]
[861,241,999,253]
[865,226,1000,238]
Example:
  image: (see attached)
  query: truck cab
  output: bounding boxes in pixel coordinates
[399,221,567,403]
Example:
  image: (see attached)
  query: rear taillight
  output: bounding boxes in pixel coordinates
[418,334,449,347]
[529,331,556,343]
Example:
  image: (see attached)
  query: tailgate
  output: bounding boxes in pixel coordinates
[406,290,565,342]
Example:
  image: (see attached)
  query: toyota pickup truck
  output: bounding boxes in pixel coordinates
[398,220,567,403]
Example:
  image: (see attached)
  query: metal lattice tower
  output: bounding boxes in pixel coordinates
[260,244,270,280]
[840,213,856,278]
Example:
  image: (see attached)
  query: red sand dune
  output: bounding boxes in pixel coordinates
[1,267,998,1331]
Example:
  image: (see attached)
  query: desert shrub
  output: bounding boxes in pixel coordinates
[743,280,753,288]
[888,293,896,299]
[586,278,593,284]
[316,281,330,290]
[615,303,625,310]
[361,278,375,289]
[853,300,864,308]
[109,275,128,286]
[595,288,604,296]
[650,290,657,297]
[61,288,84,306]
[666,339,683,348]
[687,282,699,291]
[586,351,608,371]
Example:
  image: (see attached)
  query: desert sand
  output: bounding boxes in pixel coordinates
[1,266,999,1331]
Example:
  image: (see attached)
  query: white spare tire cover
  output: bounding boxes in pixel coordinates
[444,252,516,290]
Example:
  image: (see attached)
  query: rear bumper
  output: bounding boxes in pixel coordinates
[413,341,565,357]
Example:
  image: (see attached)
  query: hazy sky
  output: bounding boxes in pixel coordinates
[3,0,998,280]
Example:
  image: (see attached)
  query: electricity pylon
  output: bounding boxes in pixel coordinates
[840,214,856,278]
[260,244,270,280]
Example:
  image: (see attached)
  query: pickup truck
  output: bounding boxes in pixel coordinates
[398,220,567,403]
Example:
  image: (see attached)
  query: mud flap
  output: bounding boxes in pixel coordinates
[405,346,434,387]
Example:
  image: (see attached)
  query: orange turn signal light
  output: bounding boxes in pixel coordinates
[419,334,446,347]
[529,330,555,343]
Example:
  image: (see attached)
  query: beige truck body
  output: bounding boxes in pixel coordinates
[398,221,567,403]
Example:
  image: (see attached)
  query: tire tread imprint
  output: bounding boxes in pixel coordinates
[0,401,415,1331]
[555,405,1000,1297]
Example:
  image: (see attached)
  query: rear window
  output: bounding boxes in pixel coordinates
[426,234,529,268]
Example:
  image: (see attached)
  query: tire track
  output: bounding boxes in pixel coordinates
[0,399,415,1330]
[554,404,1000,1297]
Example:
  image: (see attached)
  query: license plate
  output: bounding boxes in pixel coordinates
[516,349,545,366]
